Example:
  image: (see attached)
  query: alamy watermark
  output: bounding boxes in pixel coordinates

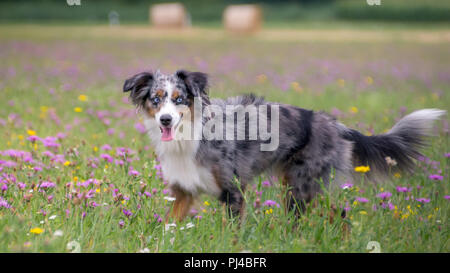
[156,97,280,152]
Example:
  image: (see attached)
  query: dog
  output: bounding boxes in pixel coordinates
[123,69,445,222]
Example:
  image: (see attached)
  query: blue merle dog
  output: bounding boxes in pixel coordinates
[123,69,445,222]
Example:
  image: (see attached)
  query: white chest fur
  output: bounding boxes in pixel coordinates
[144,118,221,197]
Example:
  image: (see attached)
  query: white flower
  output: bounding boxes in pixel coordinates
[138,248,150,253]
[164,196,176,202]
[53,230,63,237]
[40,220,44,224]
[165,223,176,231]
[185,222,194,229]
[49,215,57,220]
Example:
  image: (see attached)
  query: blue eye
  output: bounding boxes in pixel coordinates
[176,97,183,104]
[152,97,160,104]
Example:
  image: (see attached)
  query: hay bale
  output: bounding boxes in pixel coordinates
[150,3,188,28]
[223,5,262,33]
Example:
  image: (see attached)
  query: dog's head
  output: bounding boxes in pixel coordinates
[123,70,208,141]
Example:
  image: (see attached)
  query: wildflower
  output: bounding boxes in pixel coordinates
[428,174,443,181]
[119,220,124,228]
[340,183,353,189]
[291,82,303,93]
[416,198,430,203]
[377,192,392,200]
[122,209,133,218]
[444,195,450,201]
[204,201,210,206]
[365,76,374,85]
[381,202,395,210]
[256,74,267,84]
[39,181,56,189]
[355,197,369,203]
[337,78,345,87]
[263,200,280,207]
[30,227,44,234]
[385,156,397,166]
[63,161,71,166]
[265,208,273,215]
[164,196,176,202]
[359,211,367,215]
[101,144,112,151]
[396,186,411,193]
[128,169,140,176]
[27,129,36,136]
[262,180,271,187]
[53,230,63,237]
[78,94,88,102]
[74,107,83,113]
[354,166,370,173]
[0,197,12,209]
[350,106,358,114]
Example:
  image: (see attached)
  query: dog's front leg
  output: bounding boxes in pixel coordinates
[165,185,193,223]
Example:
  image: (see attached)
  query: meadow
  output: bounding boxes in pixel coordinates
[0,24,448,252]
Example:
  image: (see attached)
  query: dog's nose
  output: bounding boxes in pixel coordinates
[160,114,172,126]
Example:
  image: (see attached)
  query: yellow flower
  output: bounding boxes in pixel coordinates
[95,188,100,193]
[350,106,358,114]
[337,78,345,87]
[265,208,273,215]
[27,129,36,136]
[74,107,83,113]
[204,201,210,206]
[359,211,367,215]
[365,76,374,85]
[93,146,98,152]
[291,82,303,94]
[394,172,401,178]
[78,94,88,102]
[64,161,71,166]
[30,227,44,234]
[354,166,370,173]
[256,74,267,84]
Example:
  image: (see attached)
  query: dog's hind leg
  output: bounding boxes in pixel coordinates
[282,162,331,217]
[218,185,245,220]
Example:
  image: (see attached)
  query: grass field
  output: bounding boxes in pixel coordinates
[0,24,449,252]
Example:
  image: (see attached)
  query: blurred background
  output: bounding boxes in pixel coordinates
[0,0,448,138]
[0,0,449,25]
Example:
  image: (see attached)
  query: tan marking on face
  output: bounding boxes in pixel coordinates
[156,89,165,98]
[171,90,181,100]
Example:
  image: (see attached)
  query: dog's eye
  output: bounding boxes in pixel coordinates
[175,97,183,104]
[152,97,160,104]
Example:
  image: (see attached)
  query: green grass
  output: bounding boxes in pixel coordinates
[0,24,448,252]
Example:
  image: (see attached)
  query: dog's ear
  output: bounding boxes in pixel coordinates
[123,72,154,107]
[176,70,208,97]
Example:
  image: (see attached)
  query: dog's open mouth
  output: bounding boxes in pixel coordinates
[160,126,173,141]
[159,113,183,142]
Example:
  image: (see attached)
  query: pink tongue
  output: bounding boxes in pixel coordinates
[161,127,173,141]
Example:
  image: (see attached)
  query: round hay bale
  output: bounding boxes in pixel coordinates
[223,5,263,34]
[150,3,188,28]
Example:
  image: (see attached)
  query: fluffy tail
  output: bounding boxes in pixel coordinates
[339,109,446,177]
